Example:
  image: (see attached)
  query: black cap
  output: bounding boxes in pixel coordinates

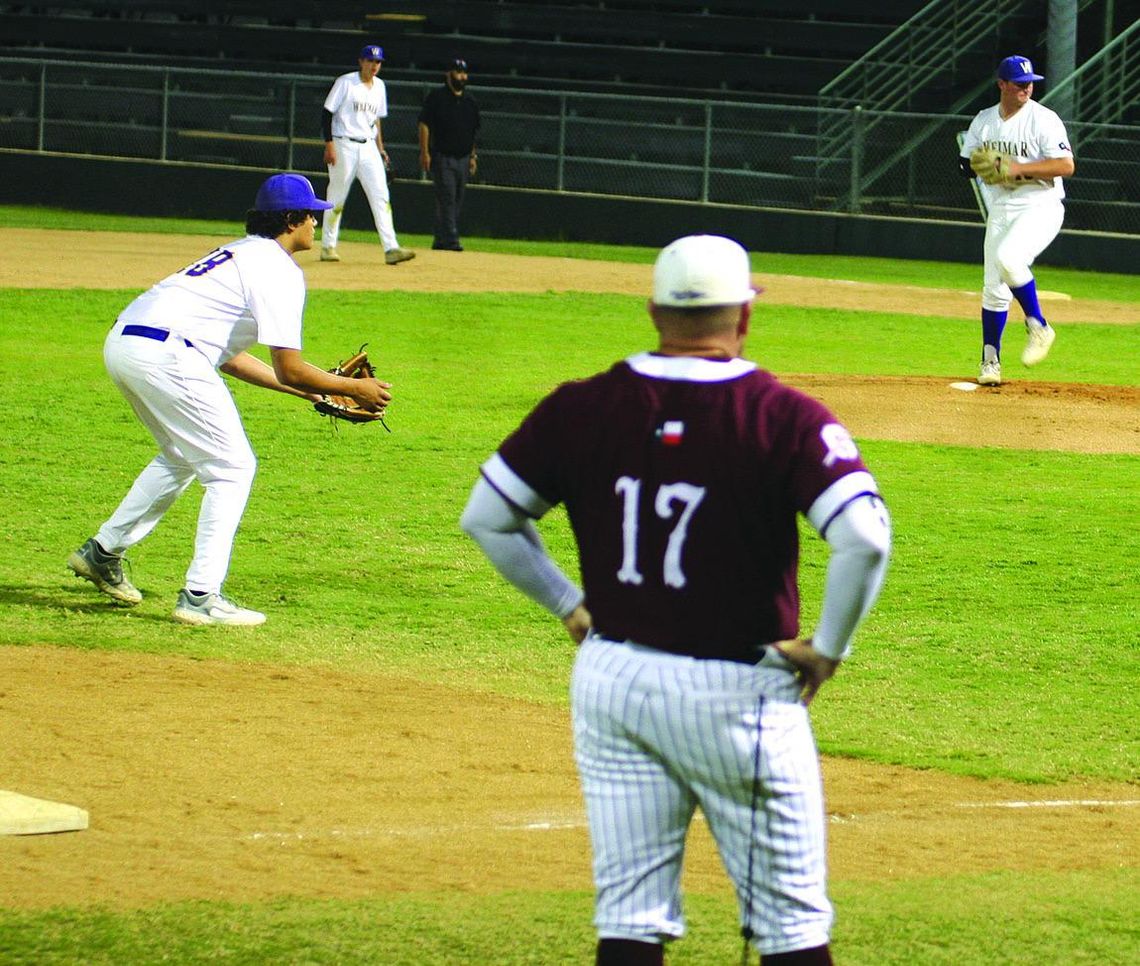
[450,58,468,72]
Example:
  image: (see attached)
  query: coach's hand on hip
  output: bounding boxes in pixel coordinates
[562,604,592,644]
[774,638,839,706]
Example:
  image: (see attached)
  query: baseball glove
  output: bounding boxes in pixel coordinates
[314,344,391,430]
[970,146,1014,185]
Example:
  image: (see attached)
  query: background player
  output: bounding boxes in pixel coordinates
[461,235,891,964]
[320,44,414,266]
[959,55,1075,386]
[68,173,392,626]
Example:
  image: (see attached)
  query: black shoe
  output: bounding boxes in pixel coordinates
[431,241,463,251]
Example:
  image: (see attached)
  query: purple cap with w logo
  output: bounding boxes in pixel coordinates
[998,56,1044,82]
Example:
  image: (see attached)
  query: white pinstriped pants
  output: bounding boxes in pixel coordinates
[570,636,832,956]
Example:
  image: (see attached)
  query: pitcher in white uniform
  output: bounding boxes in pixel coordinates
[959,55,1075,386]
[67,173,393,626]
[320,44,414,266]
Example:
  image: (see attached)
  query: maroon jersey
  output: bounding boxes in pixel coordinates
[483,353,875,661]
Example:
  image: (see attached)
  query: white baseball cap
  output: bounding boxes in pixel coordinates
[652,235,757,307]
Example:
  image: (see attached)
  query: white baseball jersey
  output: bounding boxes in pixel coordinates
[324,70,388,141]
[961,100,1073,209]
[117,235,306,367]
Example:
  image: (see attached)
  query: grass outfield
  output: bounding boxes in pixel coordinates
[1,215,1137,963]
[1,869,1136,965]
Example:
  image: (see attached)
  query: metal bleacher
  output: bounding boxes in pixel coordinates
[364,0,896,97]
[0,0,922,100]
[0,0,1136,233]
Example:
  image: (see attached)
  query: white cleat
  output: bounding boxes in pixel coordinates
[1021,318,1055,366]
[978,344,1001,386]
[978,359,1002,386]
[172,589,265,626]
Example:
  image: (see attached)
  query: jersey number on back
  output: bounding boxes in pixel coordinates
[182,248,235,277]
[615,476,706,589]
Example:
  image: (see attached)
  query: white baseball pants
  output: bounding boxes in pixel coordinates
[571,636,832,956]
[321,139,399,251]
[97,322,257,594]
[982,198,1064,311]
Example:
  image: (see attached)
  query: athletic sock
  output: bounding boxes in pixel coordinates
[981,309,1008,355]
[1010,279,1047,326]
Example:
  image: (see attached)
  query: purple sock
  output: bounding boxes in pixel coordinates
[1010,279,1046,324]
[982,309,1008,355]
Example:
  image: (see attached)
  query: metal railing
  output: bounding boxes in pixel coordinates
[814,0,1112,210]
[1041,17,1140,126]
[816,0,1018,173]
[817,107,1139,233]
[0,56,1136,235]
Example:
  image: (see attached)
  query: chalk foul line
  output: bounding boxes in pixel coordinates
[955,799,1140,810]
[244,800,1140,841]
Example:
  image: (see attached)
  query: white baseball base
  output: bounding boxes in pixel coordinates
[0,790,89,835]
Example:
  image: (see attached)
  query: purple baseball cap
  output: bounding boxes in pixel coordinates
[998,56,1044,82]
[254,173,333,212]
[360,44,384,62]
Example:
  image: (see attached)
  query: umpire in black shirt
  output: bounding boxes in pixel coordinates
[418,58,481,251]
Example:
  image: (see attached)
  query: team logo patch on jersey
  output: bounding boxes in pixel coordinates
[820,423,859,466]
[656,420,685,446]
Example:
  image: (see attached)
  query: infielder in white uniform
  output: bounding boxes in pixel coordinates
[959,55,1075,386]
[320,44,414,266]
[461,236,891,965]
[68,173,393,626]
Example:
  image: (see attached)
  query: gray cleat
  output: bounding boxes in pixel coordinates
[384,247,415,265]
[172,589,266,627]
[67,538,142,605]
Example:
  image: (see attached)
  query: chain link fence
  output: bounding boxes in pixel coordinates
[1,57,1136,235]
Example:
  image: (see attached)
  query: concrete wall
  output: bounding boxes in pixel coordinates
[2,152,1135,272]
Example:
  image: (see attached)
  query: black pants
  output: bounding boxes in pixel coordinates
[430,154,469,247]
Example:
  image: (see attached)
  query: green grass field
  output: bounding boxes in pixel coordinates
[1,211,1137,964]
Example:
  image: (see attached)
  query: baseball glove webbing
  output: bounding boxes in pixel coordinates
[314,344,391,430]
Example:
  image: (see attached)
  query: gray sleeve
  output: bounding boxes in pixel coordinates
[811,492,891,660]
[460,477,585,619]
